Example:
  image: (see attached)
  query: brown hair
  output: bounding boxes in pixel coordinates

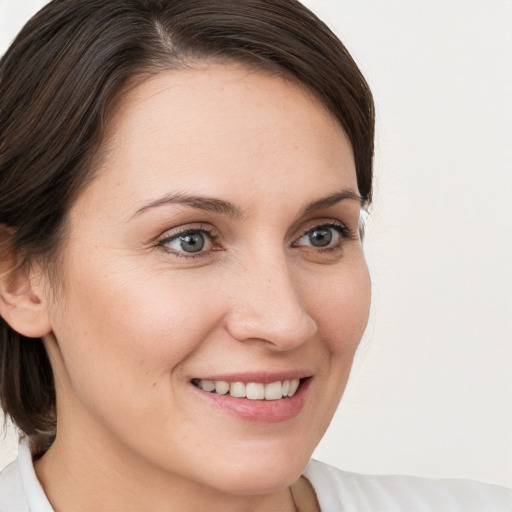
[0,0,374,449]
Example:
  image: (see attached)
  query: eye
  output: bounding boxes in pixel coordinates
[294,223,349,249]
[158,228,215,256]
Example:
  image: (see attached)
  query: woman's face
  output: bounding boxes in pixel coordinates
[42,65,371,495]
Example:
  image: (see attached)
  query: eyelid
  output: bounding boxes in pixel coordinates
[157,222,212,239]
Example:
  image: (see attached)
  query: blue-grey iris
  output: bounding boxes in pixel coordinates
[309,227,332,247]
[179,232,205,252]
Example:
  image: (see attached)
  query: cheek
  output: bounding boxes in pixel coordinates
[290,258,371,452]
[305,257,371,356]
[50,256,225,396]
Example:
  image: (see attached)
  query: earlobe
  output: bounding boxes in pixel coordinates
[0,267,52,339]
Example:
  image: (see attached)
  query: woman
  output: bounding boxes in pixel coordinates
[0,1,510,510]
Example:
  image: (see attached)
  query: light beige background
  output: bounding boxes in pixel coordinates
[1,0,511,488]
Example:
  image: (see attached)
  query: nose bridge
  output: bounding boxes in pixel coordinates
[226,248,317,349]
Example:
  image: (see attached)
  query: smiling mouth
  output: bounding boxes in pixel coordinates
[191,378,302,400]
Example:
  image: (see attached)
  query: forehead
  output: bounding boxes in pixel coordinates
[75,64,357,218]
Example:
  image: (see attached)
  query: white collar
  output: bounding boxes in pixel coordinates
[18,437,54,512]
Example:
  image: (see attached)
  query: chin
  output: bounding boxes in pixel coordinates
[196,441,313,496]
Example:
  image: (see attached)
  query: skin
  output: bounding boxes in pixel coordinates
[20,65,370,511]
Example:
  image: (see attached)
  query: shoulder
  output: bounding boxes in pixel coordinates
[303,459,512,512]
[0,459,29,512]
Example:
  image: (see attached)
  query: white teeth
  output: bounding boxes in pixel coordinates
[195,378,302,400]
[264,381,283,400]
[201,380,215,392]
[246,382,265,400]
[229,382,246,398]
[215,381,229,395]
[288,379,300,397]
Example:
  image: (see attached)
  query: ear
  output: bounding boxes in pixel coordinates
[0,268,52,338]
[0,231,52,338]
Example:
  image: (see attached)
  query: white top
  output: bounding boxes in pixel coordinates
[1,439,511,511]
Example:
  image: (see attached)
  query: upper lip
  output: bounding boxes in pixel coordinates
[190,370,312,384]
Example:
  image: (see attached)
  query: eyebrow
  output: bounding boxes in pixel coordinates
[302,189,363,215]
[132,192,244,219]
[131,188,362,220]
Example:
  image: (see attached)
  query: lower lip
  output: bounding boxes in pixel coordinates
[191,379,311,423]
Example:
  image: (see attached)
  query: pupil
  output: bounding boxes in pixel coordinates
[179,232,205,252]
[309,228,332,247]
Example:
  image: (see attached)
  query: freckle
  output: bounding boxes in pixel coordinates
[152,382,157,387]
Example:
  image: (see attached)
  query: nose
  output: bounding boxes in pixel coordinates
[224,256,317,351]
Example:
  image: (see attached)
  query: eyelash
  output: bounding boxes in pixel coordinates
[156,221,356,259]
